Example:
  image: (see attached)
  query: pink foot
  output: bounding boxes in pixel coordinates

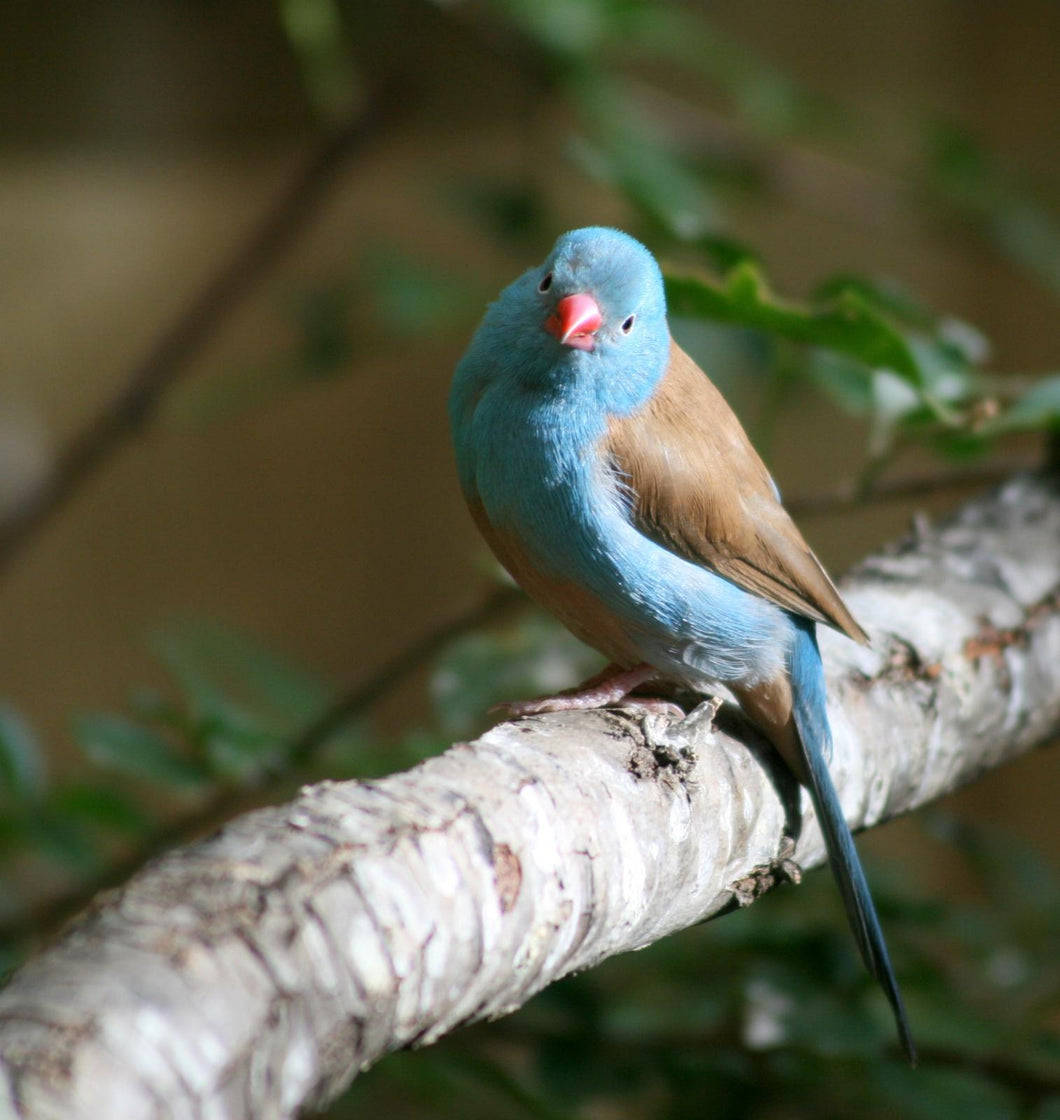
[492,663,682,719]
[616,696,688,719]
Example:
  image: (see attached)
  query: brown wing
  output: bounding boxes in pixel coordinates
[605,340,868,644]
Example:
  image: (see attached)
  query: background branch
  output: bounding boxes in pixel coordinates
[0,99,394,577]
[1,472,1058,1119]
[783,452,1044,516]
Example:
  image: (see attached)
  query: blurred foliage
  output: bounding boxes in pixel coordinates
[185,0,1060,473]
[177,246,484,425]
[277,0,362,120]
[926,119,1060,298]
[0,618,442,940]
[4,0,1060,1116]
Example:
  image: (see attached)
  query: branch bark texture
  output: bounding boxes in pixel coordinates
[2,474,1060,1119]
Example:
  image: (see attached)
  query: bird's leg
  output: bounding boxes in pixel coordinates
[494,662,681,718]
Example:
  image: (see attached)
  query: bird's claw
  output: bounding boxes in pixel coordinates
[491,663,661,719]
[490,696,576,717]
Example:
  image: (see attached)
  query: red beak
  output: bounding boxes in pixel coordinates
[544,293,603,351]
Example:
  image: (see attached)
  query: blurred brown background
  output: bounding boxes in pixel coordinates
[1,0,1059,902]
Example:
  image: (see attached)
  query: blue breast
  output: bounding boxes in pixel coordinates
[458,372,792,689]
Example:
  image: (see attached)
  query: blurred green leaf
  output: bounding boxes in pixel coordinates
[363,247,481,338]
[0,703,46,800]
[928,429,995,462]
[802,350,876,415]
[21,809,101,874]
[49,783,150,838]
[307,726,431,783]
[147,620,361,781]
[172,277,357,427]
[868,368,925,454]
[0,938,23,983]
[667,264,924,385]
[499,0,836,138]
[450,180,548,246]
[276,0,361,120]
[814,273,939,331]
[570,129,719,243]
[935,817,1060,940]
[488,0,613,58]
[996,375,1060,432]
[926,120,1060,295]
[150,619,335,727]
[129,688,189,735]
[431,609,601,738]
[444,1052,568,1120]
[202,720,288,781]
[619,5,840,138]
[869,1063,1019,1120]
[71,712,209,789]
[291,284,355,378]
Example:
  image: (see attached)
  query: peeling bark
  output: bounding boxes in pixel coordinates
[1,474,1059,1119]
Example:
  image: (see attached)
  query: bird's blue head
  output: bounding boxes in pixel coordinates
[475,227,671,415]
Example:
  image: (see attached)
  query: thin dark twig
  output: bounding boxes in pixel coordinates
[0,585,522,950]
[785,454,1042,517]
[283,585,522,770]
[0,98,395,577]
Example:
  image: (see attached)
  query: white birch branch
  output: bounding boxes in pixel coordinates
[1,473,1060,1120]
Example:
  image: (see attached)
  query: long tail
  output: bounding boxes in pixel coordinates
[789,621,917,1066]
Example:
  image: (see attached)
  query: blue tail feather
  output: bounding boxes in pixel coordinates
[789,621,917,1065]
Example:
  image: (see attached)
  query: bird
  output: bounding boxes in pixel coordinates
[449,226,915,1064]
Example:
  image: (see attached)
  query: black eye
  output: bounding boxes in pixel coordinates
[538,271,553,293]
[621,315,635,334]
